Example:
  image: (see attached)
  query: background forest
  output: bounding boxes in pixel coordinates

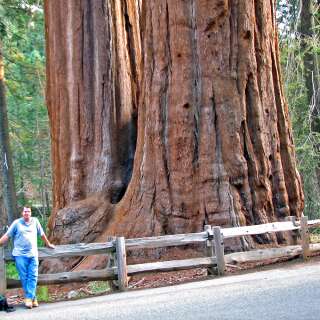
[0,0,319,223]
[0,0,50,220]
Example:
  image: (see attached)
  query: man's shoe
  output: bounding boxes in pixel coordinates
[24,298,32,309]
[32,299,39,307]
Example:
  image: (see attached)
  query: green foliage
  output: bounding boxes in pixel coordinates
[0,0,51,214]
[278,0,320,219]
[36,285,49,302]
[6,261,18,279]
[277,0,300,36]
[35,212,48,247]
[88,281,110,294]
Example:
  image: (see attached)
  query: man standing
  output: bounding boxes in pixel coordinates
[0,207,54,308]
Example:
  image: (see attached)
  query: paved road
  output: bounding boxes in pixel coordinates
[2,260,320,320]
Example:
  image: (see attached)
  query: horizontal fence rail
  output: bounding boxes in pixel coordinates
[124,232,208,250]
[221,221,299,239]
[127,257,217,275]
[4,242,115,261]
[306,219,320,228]
[1,216,318,294]
[7,268,116,288]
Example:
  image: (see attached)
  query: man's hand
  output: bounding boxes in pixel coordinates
[46,242,55,249]
[41,234,55,249]
[0,234,9,246]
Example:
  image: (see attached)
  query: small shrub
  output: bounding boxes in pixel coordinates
[88,281,110,294]
[6,262,18,279]
[37,286,49,302]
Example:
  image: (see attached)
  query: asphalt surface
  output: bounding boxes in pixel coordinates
[1,260,320,320]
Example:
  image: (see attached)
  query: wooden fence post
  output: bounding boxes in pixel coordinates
[300,215,310,261]
[285,216,298,245]
[204,225,214,275]
[115,237,128,291]
[213,226,225,276]
[106,237,118,291]
[0,247,6,295]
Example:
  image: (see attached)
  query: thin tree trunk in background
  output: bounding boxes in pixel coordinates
[0,42,18,227]
[298,0,320,189]
[44,0,304,271]
[45,190,50,216]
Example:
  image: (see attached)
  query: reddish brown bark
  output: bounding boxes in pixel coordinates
[45,0,140,244]
[44,0,304,269]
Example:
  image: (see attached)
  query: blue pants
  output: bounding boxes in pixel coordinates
[14,256,38,299]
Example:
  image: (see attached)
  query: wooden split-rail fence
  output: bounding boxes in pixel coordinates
[1,215,320,294]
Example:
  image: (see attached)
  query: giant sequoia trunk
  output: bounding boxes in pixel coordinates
[44,0,304,269]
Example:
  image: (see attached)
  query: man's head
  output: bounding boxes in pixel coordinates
[22,207,32,222]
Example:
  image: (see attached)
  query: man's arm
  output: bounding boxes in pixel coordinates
[41,234,55,249]
[35,218,55,249]
[0,234,9,246]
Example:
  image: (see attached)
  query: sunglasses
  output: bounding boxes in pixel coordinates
[23,211,31,213]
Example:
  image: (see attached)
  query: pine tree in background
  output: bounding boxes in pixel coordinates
[0,40,18,227]
[0,0,51,217]
[298,0,320,187]
[277,0,320,218]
